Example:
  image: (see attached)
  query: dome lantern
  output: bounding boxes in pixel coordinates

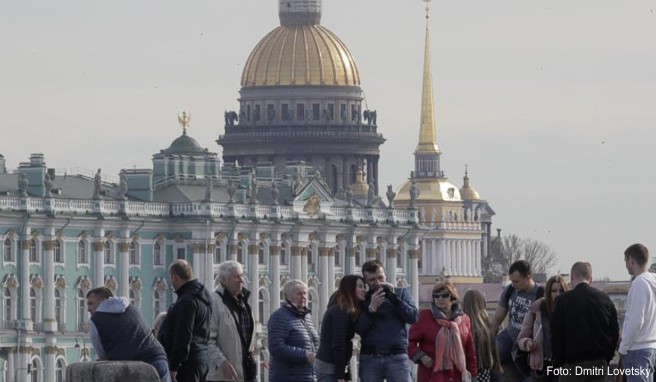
[278,0,321,26]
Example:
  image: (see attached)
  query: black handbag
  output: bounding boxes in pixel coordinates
[511,340,532,378]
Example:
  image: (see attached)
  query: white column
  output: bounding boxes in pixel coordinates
[327,247,336,297]
[271,245,281,310]
[45,345,56,382]
[475,241,482,276]
[248,244,259,325]
[347,247,356,275]
[43,240,56,332]
[438,239,446,274]
[94,241,104,288]
[7,349,15,382]
[207,243,215,290]
[292,246,303,280]
[20,239,31,323]
[119,242,130,298]
[457,240,464,276]
[444,239,451,274]
[300,247,308,282]
[408,249,420,304]
[386,248,397,285]
[318,247,330,323]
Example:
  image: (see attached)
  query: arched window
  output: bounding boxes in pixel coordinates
[55,289,63,330]
[104,241,114,264]
[129,241,138,265]
[280,242,287,266]
[30,288,37,322]
[3,238,13,262]
[29,239,39,263]
[153,289,163,318]
[53,241,63,263]
[77,241,88,265]
[55,358,66,382]
[4,288,12,322]
[30,357,40,382]
[237,242,245,264]
[334,245,341,267]
[77,289,87,331]
[214,241,222,264]
[153,242,163,266]
[258,243,266,265]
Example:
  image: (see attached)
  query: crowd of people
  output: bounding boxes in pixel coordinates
[83,244,656,382]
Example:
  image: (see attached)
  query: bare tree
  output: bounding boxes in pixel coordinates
[483,234,559,282]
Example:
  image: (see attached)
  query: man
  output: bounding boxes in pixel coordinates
[208,261,257,382]
[551,262,619,382]
[158,259,213,382]
[355,259,418,382]
[620,244,656,382]
[491,260,543,382]
[86,287,170,382]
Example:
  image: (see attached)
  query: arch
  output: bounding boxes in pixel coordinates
[153,241,164,266]
[54,357,67,382]
[29,355,42,382]
[53,240,63,263]
[77,240,89,265]
[29,238,40,263]
[258,288,271,325]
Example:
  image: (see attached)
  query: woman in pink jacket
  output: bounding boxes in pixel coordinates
[517,275,568,381]
[408,282,477,382]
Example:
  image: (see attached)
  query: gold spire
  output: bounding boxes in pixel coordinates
[415,0,439,154]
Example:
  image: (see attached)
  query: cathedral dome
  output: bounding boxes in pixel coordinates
[241,25,361,87]
[459,169,482,201]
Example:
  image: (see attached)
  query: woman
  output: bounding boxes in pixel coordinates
[462,290,501,382]
[315,275,367,382]
[408,282,477,382]
[268,279,320,382]
[517,275,568,380]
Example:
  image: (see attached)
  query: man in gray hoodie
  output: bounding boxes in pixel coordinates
[87,286,170,382]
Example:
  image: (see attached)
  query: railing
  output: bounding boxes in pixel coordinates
[0,195,420,226]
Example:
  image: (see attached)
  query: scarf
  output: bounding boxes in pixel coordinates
[432,303,467,374]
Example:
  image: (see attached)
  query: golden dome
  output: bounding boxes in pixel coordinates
[241,25,361,87]
[459,168,482,200]
[394,178,462,203]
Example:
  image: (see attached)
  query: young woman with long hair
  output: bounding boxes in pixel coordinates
[315,274,367,382]
[462,289,501,382]
[517,275,568,381]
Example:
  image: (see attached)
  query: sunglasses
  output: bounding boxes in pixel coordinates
[432,292,451,299]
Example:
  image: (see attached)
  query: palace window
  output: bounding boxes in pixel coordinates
[129,241,138,265]
[53,240,63,263]
[153,242,164,266]
[77,241,88,265]
[3,239,14,262]
[29,239,39,263]
[104,242,114,265]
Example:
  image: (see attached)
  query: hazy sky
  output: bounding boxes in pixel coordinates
[2,0,655,280]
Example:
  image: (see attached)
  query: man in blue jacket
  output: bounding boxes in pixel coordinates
[355,259,419,382]
[158,260,213,382]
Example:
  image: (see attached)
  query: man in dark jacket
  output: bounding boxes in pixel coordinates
[355,259,418,382]
[551,261,620,382]
[87,287,170,382]
[158,259,213,382]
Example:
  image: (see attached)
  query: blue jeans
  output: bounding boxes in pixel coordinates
[623,348,656,382]
[359,353,411,382]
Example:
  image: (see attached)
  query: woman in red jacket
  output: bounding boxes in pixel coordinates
[408,282,477,382]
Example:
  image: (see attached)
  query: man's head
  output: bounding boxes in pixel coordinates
[508,260,534,292]
[218,260,245,297]
[169,259,193,291]
[361,259,386,290]
[624,243,649,276]
[86,287,113,315]
[570,261,593,286]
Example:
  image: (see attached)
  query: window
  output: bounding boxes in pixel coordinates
[237,242,245,264]
[55,289,63,329]
[30,357,40,382]
[280,242,287,266]
[4,288,12,322]
[30,288,37,322]
[258,243,265,265]
[4,239,14,262]
[282,103,291,121]
[312,103,320,121]
[258,290,265,324]
[356,247,364,266]
[254,104,261,122]
[296,103,305,120]
[214,242,222,264]
[55,358,66,382]
[153,289,163,318]
[77,289,87,331]
[104,242,114,264]
[29,239,39,263]
[77,241,88,265]
[153,242,163,266]
[327,103,334,121]
[396,249,403,268]
[129,241,138,265]
[176,247,186,260]
[53,241,63,263]
[334,245,341,267]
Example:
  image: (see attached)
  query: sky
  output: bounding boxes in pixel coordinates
[1,0,655,281]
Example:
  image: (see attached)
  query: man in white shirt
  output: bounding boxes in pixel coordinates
[621,243,656,382]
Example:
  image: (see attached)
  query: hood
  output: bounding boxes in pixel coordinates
[177,279,212,307]
[96,296,131,314]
